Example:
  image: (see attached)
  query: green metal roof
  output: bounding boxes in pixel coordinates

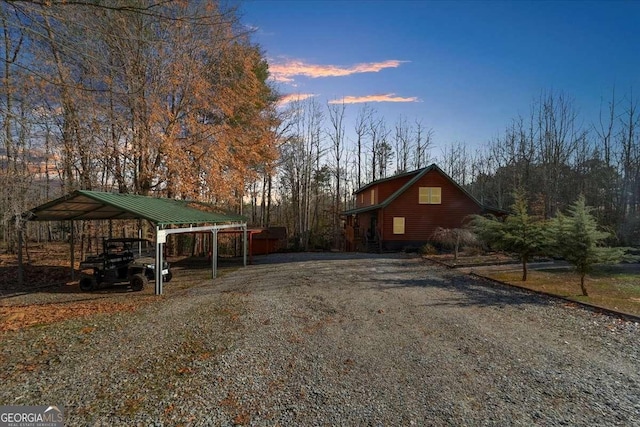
[25,190,246,226]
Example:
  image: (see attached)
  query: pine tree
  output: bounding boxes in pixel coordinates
[471,191,549,281]
[549,195,625,296]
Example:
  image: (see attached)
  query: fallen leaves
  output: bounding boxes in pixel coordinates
[0,299,154,332]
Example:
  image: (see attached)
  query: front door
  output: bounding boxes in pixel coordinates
[370,214,378,240]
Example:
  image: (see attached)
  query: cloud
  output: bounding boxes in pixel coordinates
[270,59,407,83]
[329,94,420,104]
[277,93,317,107]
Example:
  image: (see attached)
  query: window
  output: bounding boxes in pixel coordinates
[360,193,364,204]
[419,187,442,204]
[371,189,375,205]
[393,217,405,234]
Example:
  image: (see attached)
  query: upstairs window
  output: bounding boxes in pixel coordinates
[419,187,442,204]
[371,189,375,205]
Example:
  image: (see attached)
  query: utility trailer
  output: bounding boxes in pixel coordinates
[78,238,172,292]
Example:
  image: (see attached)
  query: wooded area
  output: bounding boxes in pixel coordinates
[1,1,639,254]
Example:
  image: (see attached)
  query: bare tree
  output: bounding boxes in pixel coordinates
[440,142,470,185]
[278,97,325,250]
[327,101,346,245]
[534,91,584,217]
[393,115,410,174]
[413,119,433,169]
[353,105,372,188]
[617,90,640,242]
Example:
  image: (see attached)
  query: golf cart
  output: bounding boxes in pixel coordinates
[78,238,172,292]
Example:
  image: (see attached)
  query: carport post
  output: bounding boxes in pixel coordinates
[209,230,216,279]
[243,224,247,267]
[17,226,23,286]
[155,226,164,295]
[212,229,218,279]
[70,221,75,281]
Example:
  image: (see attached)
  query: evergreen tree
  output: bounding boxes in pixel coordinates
[549,195,626,296]
[471,191,548,281]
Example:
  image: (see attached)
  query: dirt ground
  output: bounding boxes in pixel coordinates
[0,253,231,332]
[1,252,639,425]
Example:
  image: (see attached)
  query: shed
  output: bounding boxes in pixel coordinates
[21,190,248,294]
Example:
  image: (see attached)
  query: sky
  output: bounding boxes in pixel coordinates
[240,0,640,155]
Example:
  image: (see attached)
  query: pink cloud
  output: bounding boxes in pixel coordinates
[270,59,407,82]
[329,94,420,104]
[277,93,317,106]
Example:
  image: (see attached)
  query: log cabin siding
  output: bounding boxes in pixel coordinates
[377,175,413,203]
[344,164,494,252]
[381,169,482,243]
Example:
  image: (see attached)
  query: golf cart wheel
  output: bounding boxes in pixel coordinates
[130,273,148,292]
[163,271,173,283]
[79,276,97,292]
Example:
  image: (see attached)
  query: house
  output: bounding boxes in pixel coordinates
[342,164,501,252]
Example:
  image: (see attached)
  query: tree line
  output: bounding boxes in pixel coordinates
[1,1,638,254]
[254,90,638,250]
[1,0,279,251]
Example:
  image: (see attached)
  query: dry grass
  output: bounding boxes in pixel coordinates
[425,252,519,267]
[482,267,640,316]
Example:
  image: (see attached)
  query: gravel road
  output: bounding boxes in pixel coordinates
[1,252,639,426]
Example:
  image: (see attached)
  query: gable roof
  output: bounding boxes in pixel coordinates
[24,190,246,226]
[343,163,486,215]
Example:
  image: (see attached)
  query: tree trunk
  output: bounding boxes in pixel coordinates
[522,257,528,281]
[580,273,589,296]
[454,234,460,261]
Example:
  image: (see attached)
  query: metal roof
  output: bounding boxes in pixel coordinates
[24,190,246,226]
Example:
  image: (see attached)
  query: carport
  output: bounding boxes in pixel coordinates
[21,190,248,295]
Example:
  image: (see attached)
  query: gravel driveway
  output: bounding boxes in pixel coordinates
[1,252,638,426]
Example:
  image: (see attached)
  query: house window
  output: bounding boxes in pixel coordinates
[393,217,405,234]
[371,189,375,205]
[419,187,442,204]
[360,193,364,204]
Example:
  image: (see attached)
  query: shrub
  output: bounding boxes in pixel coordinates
[420,243,438,255]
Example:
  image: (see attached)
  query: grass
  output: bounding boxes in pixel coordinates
[482,266,640,316]
[425,251,520,267]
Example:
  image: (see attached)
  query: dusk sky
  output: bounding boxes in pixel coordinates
[241,1,640,155]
